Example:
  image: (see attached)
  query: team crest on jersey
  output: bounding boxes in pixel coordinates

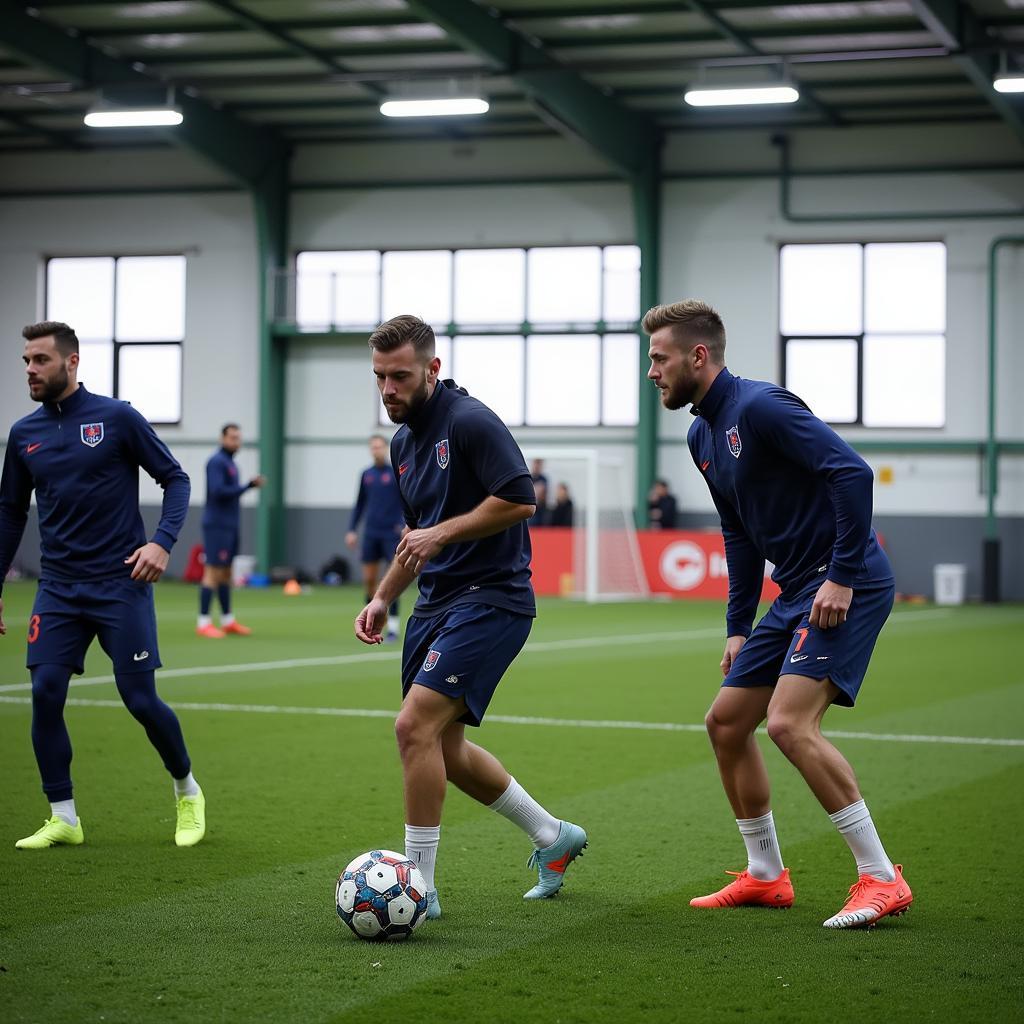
[423,649,442,672]
[80,422,104,447]
[725,425,742,459]
[435,439,449,469]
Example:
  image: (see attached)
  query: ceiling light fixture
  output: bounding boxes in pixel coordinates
[379,97,489,118]
[993,52,1024,93]
[84,108,183,127]
[684,84,800,107]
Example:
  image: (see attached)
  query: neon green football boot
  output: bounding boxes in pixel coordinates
[16,816,84,850]
[174,788,206,847]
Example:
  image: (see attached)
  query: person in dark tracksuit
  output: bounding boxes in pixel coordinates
[0,321,205,850]
[645,299,910,929]
[196,423,264,638]
[354,315,587,921]
[345,434,404,642]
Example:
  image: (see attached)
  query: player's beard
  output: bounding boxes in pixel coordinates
[660,368,700,410]
[383,376,431,423]
[29,363,70,403]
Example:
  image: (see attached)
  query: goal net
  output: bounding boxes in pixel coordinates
[522,447,649,602]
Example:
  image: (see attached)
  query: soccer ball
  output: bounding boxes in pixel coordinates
[335,850,429,941]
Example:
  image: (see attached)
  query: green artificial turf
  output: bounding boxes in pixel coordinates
[0,582,1022,1023]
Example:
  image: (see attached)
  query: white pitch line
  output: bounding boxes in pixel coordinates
[0,694,1020,748]
[0,609,955,695]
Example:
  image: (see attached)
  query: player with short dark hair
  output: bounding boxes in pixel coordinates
[0,321,205,849]
[645,299,912,929]
[355,314,587,919]
[196,422,264,638]
[345,434,405,642]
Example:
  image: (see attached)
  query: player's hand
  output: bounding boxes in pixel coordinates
[125,542,170,582]
[395,527,444,575]
[355,598,389,645]
[721,635,746,678]
[345,531,358,550]
[0,596,5,637]
[250,474,267,489]
[809,580,852,630]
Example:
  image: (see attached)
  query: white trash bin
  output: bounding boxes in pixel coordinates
[933,563,967,605]
[232,554,256,587]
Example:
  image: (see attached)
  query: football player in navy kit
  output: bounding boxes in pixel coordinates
[354,315,586,919]
[645,300,911,929]
[0,322,205,849]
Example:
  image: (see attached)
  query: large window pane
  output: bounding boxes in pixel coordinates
[454,249,525,326]
[602,333,639,425]
[780,244,862,336]
[453,336,524,424]
[116,256,185,340]
[863,334,945,427]
[382,250,452,326]
[526,335,600,425]
[785,338,858,423]
[80,339,114,397]
[118,344,182,423]
[296,250,380,330]
[46,257,114,340]
[865,242,946,334]
[527,247,602,324]
[603,246,641,323]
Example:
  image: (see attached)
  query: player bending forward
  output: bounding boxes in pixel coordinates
[354,315,586,918]
[0,322,205,850]
[646,300,911,929]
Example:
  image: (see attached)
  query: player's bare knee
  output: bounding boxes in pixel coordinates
[766,714,812,755]
[705,704,747,750]
[394,709,435,758]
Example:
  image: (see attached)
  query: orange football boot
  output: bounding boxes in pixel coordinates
[690,868,794,909]
[221,621,252,636]
[822,864,912,928]
[195,624,225,639]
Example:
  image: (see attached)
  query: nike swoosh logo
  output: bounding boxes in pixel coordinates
[701,461,710,471]
[26,443,42,454]
[790,654,809,663]
[133,651,149,661]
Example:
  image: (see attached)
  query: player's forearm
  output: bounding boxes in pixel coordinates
[825,463,874,586]
[723,536,765,638]
[152,471,191,552]
[373,558,417,605]
[434,496,534,546]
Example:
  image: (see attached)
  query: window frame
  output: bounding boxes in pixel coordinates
[778,240,946,428]
[44,252,186,426]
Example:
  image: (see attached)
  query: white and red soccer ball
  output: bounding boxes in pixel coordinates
[336,850,429,941]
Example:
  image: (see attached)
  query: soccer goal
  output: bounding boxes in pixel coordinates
[523,447,650,602]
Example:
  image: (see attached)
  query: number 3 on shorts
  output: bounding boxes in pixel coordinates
[27,615,41,644]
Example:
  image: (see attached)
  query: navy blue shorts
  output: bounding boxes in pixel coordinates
[361,532,399,565]
[401,603,533,726]
[203,526,238,567]
[27,578,163,676]
[725,577,895,707]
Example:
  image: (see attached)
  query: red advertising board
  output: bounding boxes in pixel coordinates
[529,527,779,601]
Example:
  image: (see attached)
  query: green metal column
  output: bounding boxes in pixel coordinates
[254,152,290,574]
[633,160,662,528]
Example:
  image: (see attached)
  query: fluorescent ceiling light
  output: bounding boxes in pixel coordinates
[684,85,800,107]
[993,75,1024,93]
[379,97,489,118]
[84,108,183,128]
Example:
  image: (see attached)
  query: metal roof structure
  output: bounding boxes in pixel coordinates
[0,0,1022,167]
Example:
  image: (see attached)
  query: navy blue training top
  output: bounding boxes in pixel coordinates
[347,463,405,537]
[687,368,892,638]
[0,384,190,593]
[203,447,252,529]
[390,379,536,618]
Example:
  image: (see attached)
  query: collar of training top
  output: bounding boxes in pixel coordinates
[690,366,734,422]
[43,382,89,415]
[406,378,467,435]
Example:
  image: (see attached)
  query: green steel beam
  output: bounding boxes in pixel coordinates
[0,2,285,186]
[909,0,1024,143]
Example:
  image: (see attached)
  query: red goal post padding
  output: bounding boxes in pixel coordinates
[530,527,780,601]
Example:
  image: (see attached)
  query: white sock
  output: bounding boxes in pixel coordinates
[173,772,200,799]
[387,615,399,634]
[197,615,212,628]
[736,810,785,881]
[405,824,440,891]
[221,613,235,626]
[489,777,561,849]
[51,799,77,826]
[829,799,895,881]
